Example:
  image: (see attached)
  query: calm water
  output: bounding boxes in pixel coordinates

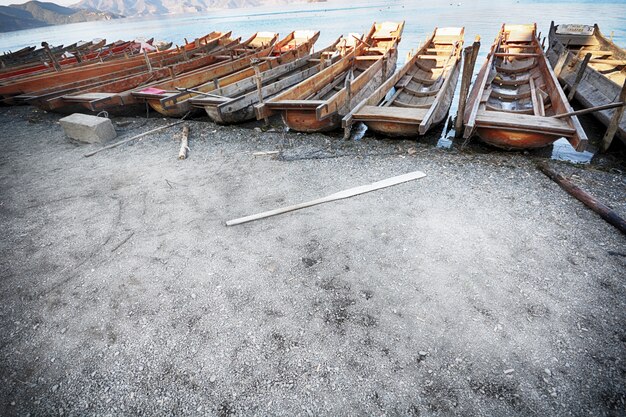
[1,0,625,161]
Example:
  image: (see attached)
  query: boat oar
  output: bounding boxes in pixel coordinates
[226,171,426,226]
[553,102,625,119]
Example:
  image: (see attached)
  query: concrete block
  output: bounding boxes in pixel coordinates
[59,113,117,143]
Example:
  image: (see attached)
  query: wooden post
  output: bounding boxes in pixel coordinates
[178,125,189,160]
[567,53,591,101]
[143,50,152,72]
[601,79,626,151]
[252,60,269,126]
[41,41,61,72]
[455,37,481,138]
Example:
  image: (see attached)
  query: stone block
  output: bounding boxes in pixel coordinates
[59,113,117,143]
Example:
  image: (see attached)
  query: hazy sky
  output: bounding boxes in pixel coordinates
[0,0,77,6]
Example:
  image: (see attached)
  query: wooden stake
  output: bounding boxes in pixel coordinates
[226,171,426,226]
[252,60,269,125]
[84,121,185,157]
[537,163,626,235]
[553,101,625,119]
[41,41,61,72]
[567,53,591,102]
[601,79,626,151]
[178,125,189,160]
[455,38,481,138]
[143,50,152,72]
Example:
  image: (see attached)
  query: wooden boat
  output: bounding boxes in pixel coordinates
[547,22,626,147]
[132,31,318,118]
[190,34,343,124]
[0,39,142,81]
[0,33,230,101]
[343,27,463,137]
[18,33,239,111]
[53,35,246,113]
[156,41,173,52]
[463,23,587,151]
[255,21,404,133]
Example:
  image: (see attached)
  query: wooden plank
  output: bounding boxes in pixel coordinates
[494,53,539,58]
[568,53,592,101]
[589,58,626,65]
[529,77,540,116]
[455,39,480,137]
[601,79,626,151]
[226,171,427,226]
[475,110,575,135]
[353,105,428,122]
[266,99,325,108]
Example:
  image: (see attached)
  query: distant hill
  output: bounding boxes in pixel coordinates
[71,0,301,17]
[0,0,121,32]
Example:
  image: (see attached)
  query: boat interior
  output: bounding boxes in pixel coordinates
[381,26,463,110]
[555,24,626,86]
[486,24,557,116]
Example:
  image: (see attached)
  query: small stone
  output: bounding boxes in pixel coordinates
[210,375,216,383]
[418,351,428,356]
[254,127,262,132]
[50,358,55,363]
[191,293,196,299]
[60,328,67,334]
[504,369,514,374]
[544,368,552,376]
[10,401,15,406]
[52,384,59,392]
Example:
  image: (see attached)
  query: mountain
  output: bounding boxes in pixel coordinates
[0,1,120,32]
[70,0,286,17]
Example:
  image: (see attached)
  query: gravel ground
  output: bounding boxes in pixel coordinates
[0,106,625,416]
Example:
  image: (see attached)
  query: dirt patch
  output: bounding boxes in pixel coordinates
[0,106,624,416]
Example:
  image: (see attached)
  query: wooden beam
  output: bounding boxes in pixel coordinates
[537,163,626,235]
[494,52,539,58]
[601,79,626,151]
[567,53,591,102]
[455,39,481,138]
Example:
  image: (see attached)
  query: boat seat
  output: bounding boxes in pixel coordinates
[62,92,118,103]
[475,110,575,136]
[353,105,428,123]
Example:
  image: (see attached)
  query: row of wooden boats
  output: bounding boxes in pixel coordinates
[2,22,624,151]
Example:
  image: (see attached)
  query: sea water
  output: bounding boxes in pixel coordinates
[1,0,625,161]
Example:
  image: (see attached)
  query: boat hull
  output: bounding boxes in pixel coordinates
[477,128,561,150]
[365,121,421,137]
[206,106,255,124]
[282,110,340,132]
[283,51,397,133]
